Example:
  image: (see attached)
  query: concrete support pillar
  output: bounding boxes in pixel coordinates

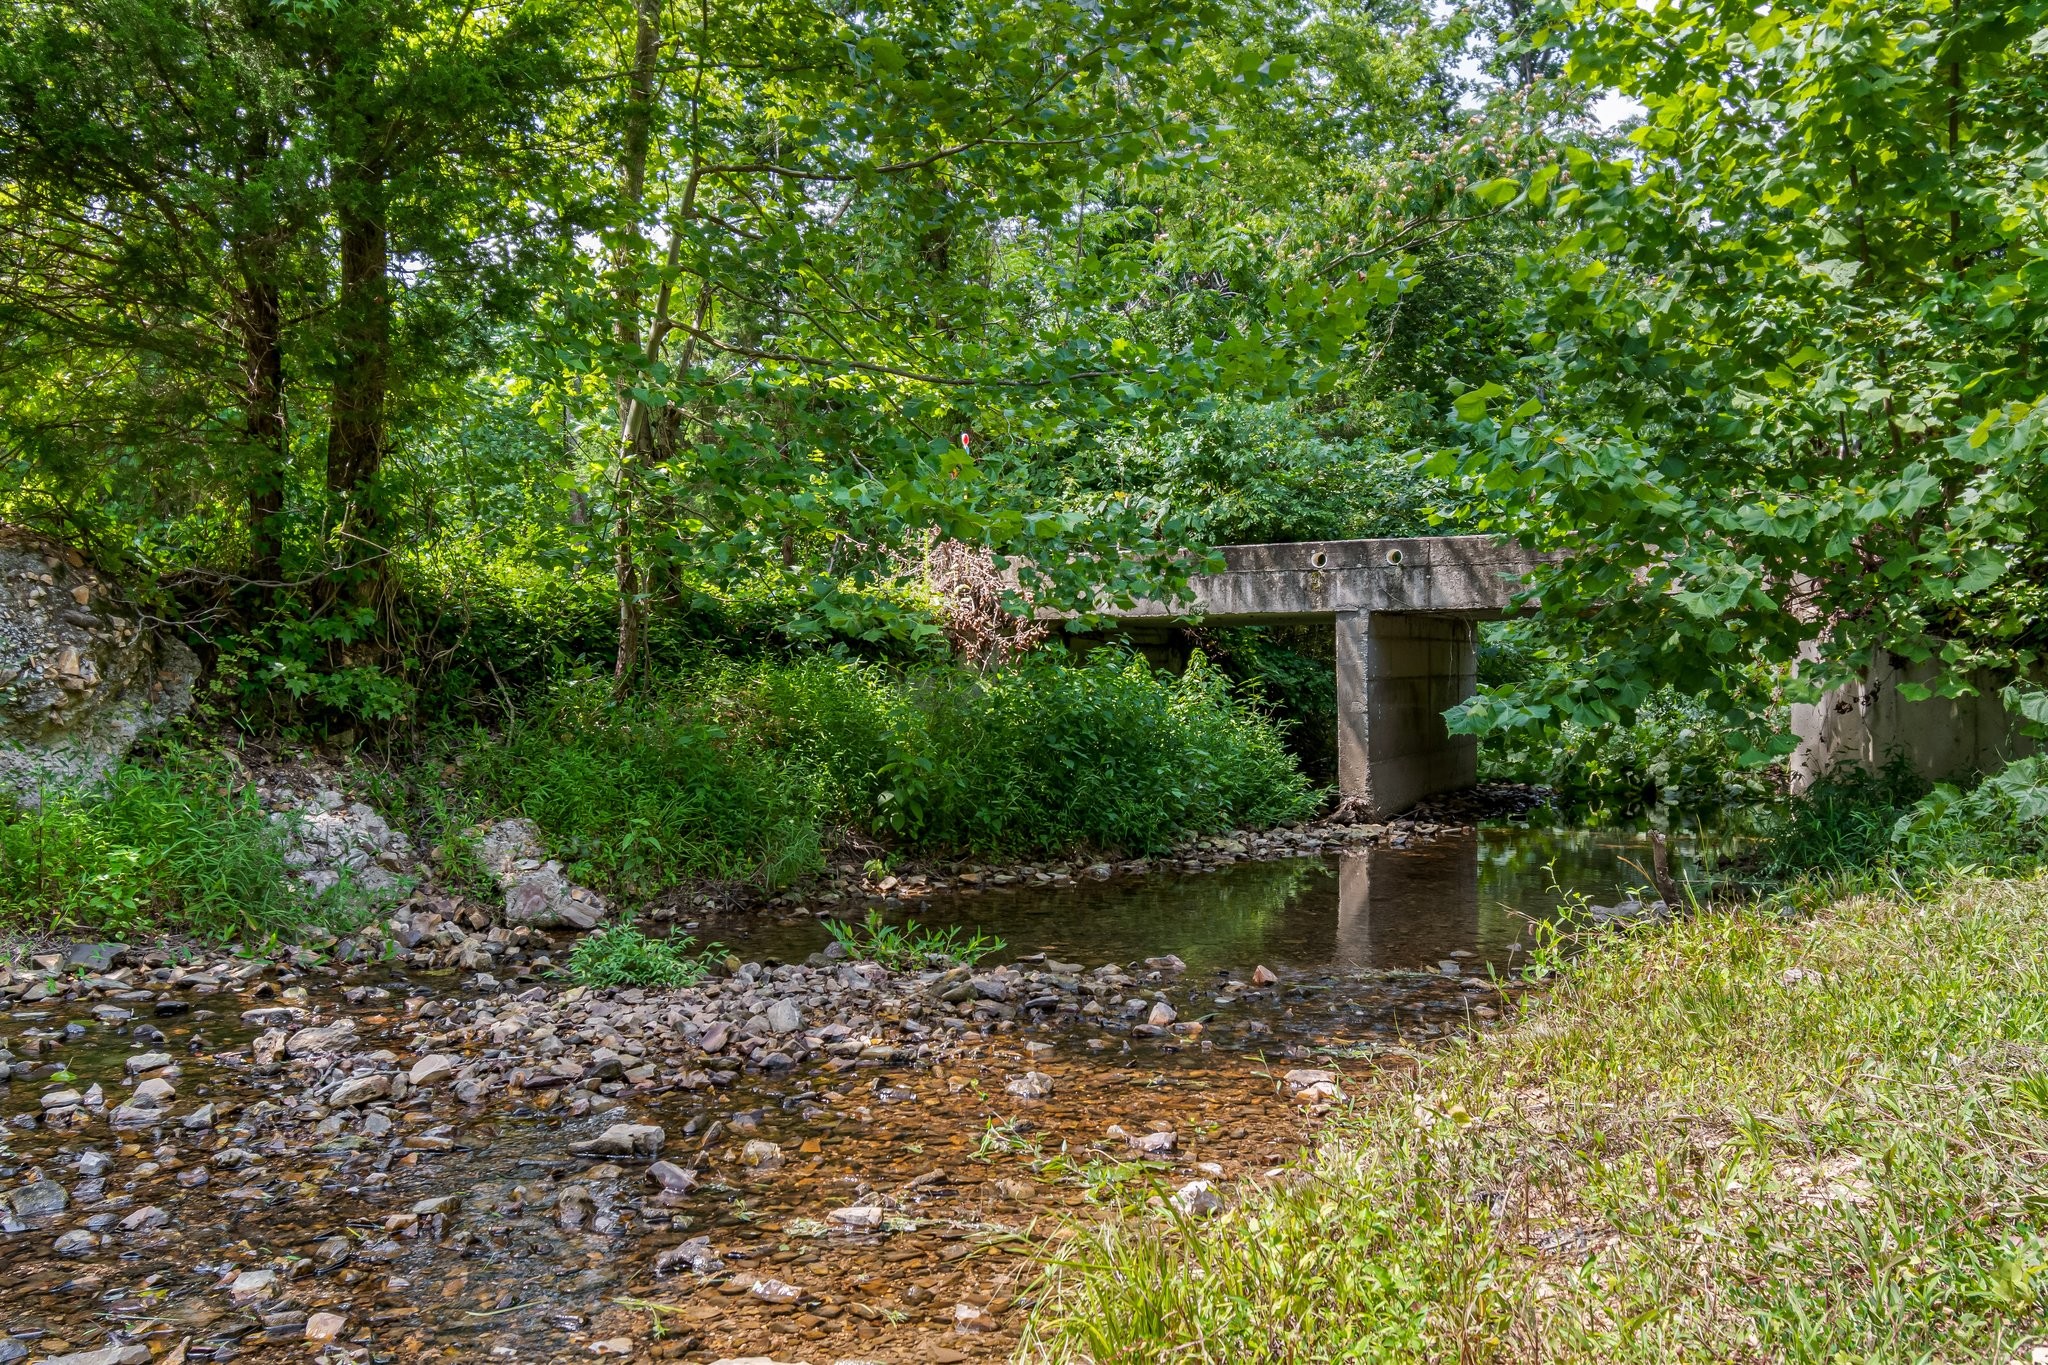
[1790,649,2039,792]
[1335,611,1477,817]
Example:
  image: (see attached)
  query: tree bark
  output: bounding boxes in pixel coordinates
[326,192,390,508]
[610,0,662,697]
[239,264,287,585]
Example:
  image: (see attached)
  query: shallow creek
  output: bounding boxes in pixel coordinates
[0,826,1704,1365]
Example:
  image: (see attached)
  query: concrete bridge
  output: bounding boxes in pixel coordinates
[1094,536,1542,818]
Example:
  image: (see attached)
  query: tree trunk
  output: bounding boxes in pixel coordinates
[609,0,661,698]
[326,194,390,510]
[238,256,287,586]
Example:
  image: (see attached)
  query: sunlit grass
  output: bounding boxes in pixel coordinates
[1025,873,2048,1363]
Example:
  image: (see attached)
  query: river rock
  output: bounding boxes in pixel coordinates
[1147,1000,1178,1027]
[1171,1180,1223,1216]
[65,941,127,972]
[570,1122,664,1160]
[0,524,199,804]
[476,818,610,929]
[827,1204,884,1229]
[764,1000,802,1035]
[646,1161,697,1194]
[1127,1129,1177,1156]
[1251,965,1278,986]
[129,1077,175,1109]
[6,1178,67,1218]
[1005,1071,1055,1099]
[408,1054,458,1087]
[227,1267,276,1303]
[328,1074,390,1107]
[305,1311,349,1344]
[122,1051,171,1074]
[39,1346,150,1365]
[503,860,608,930]
[286,1019,358,1057]
[739,1140,784,1170]
[1282,1068,1341,1094]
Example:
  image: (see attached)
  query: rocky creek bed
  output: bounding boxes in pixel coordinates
[0,810,1594,1365]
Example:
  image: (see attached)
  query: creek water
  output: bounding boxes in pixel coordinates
[0,824,1710,1365]
[729,823,1719,977]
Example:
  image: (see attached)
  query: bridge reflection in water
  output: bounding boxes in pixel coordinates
[737,826,1718,982]
[1333,834,1483,970]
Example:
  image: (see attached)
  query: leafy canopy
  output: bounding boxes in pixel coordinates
[1438,0,2048,751]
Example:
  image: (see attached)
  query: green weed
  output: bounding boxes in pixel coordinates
[823,908,1004,970]
[564,918,717,989]
[456,679,826,898]
[0,747,360,940]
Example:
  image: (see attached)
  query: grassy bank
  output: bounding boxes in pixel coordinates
[452,650,1318,899]
[1028,871,2048,1362]
[2,649,1319,938]
[0,749,356,942]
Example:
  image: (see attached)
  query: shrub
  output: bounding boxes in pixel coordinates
[0,748,352,940]
[1891,754,2048,878]
[822,909,1005,969]
[565,919,716,988]
[455,650,1319,902]
[853,650,1319,854]
[456,680,826,898]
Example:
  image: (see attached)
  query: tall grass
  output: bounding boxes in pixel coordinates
[0,750,343,941]
[456,650,1319,900]
[1027,872,2048,1362]
[456,683,827,897]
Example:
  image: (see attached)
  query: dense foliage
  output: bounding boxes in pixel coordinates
[5,0,2040,869]
[1444,0,2048,749]
[453,651,1317,897]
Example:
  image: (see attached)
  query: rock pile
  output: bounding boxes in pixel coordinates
[473,817,610,930]
[273,787,418,902]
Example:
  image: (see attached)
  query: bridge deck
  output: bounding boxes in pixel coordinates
[1094,535,1541,625]
[1089,536,1544,817]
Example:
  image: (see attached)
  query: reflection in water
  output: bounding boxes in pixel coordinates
[733,824,1729,978]
[1335,835,1480,968]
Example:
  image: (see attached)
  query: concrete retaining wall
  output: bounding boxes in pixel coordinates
[1790,652,2039,791]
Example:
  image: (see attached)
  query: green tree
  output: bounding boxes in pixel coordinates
[1440,0,2048,752]
[543,0,1404,683]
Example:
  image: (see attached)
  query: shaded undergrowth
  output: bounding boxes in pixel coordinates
[454,650,1319,899]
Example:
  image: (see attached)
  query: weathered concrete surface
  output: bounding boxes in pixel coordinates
[0,525,199,803]
[1100,535,1539,625]
[1336,612,1478,816]
[1095,536,1540,817]
[1791,651,2039,792]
